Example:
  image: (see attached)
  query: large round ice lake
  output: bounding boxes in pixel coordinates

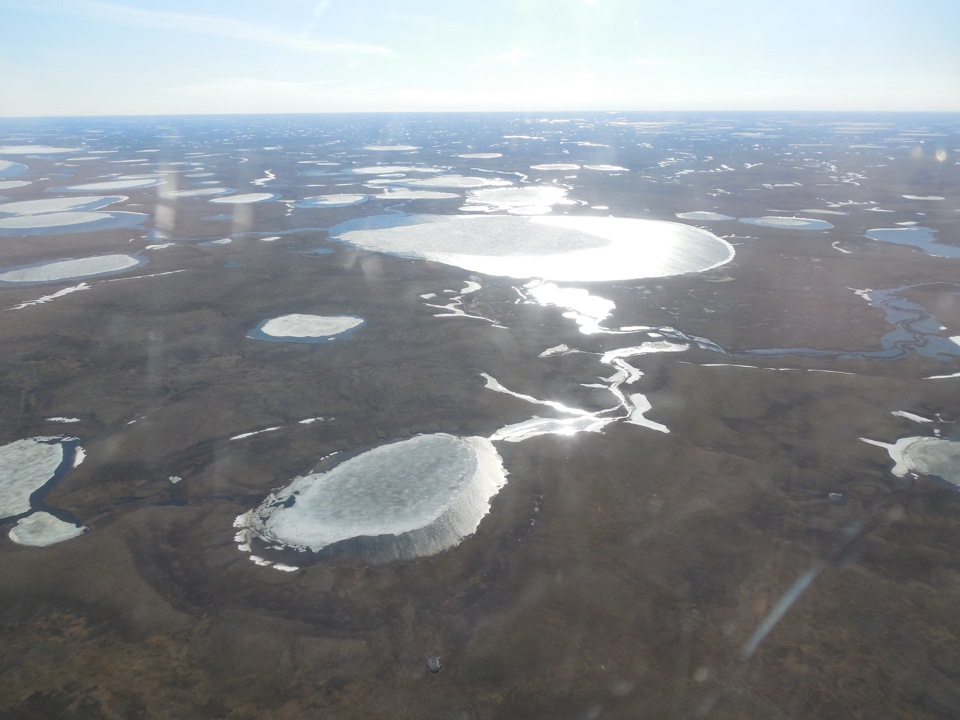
[236,434,507,563]
[329,213,735,282]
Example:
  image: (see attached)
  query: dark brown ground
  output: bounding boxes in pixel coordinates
[1,114,959,719]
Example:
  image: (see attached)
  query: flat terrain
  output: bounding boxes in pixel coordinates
[1,113,959,719]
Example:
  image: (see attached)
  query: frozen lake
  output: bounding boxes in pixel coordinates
[0,111,959,720]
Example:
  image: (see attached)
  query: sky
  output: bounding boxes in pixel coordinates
[1,0,958,117]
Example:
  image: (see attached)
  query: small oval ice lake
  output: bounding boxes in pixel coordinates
[0,254,146,284]
[739,216,834,230]
[234,433,507,563]
[294,194,369,208]
[247,314,365,343]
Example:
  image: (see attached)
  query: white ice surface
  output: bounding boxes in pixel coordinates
[464,186,567,213]
[373,189,460,200]
[891,411,934,423]
[209,193,275,204]
[163,188,229,197]
[0,254,140,283]
[258,314,363,339]
[297,194,368,207]
[0,437,71,517]
[862,436,960,486]
[67,178,163,190]
[404,175,513,189]
[352,165,439,174]
[0,145,81,154]
[530,163,580,171]
[364,145,419,151]
[676,211,735,221]
[0,212,107,229]
[456,153,502,159]
[238,434,507,559]
[8,512,87,546]
[9,282,90,310]
[332,214,735,282]
[740,216,834,229]
[0,196,124,215]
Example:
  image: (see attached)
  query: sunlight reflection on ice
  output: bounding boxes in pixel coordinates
[330,213,735,282]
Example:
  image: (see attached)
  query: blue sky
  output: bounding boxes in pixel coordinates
[1,0,958,116]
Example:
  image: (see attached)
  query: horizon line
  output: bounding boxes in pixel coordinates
[3,108,960,121]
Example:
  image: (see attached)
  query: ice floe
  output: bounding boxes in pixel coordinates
[0,194,144,236]
[373,188,460,200]
[234,433,507,562]
[329,213,735,282]
[9,512,87,547]
[0,145,81,155]
[364,144,419,151]
[402,175,513,189]
[0,180,30,190]
[352,165,439,175]
[463,185,567,214]
[0,436,81,519]
[456,153,502,159]
[0,160,29,176]
[676,211,735,221]
[231,427,281,441]
[0,254,144,284]
[65,178,164,191]
[294,194,368,208]
[8,282,91,311]
[739,216,834,230]
[530,163,580,171]
[248,313,365,343]
[209,193,277,204]
[162,188,231,198]
[862,436,960,488]
[0,195,127,215]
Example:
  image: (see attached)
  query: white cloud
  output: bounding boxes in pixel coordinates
[79,1,392,57]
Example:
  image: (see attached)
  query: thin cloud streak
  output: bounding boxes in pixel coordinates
[80,0,393,57]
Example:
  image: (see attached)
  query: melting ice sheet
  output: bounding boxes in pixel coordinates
[0,254,145,284]
[65,178,164,191]
[235,434,507,563]
[676,211,735,221]
[0,436,87,545]
[294,194,368,208]
[0,194,144,236]
[209,193,277,204]
[0,437,71,518]
[247,314,364,343]
[329,213,735,282]
[9,512,87,547]
[463,186,568,215]
[739,216,834,230]
[862,436,960,488]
